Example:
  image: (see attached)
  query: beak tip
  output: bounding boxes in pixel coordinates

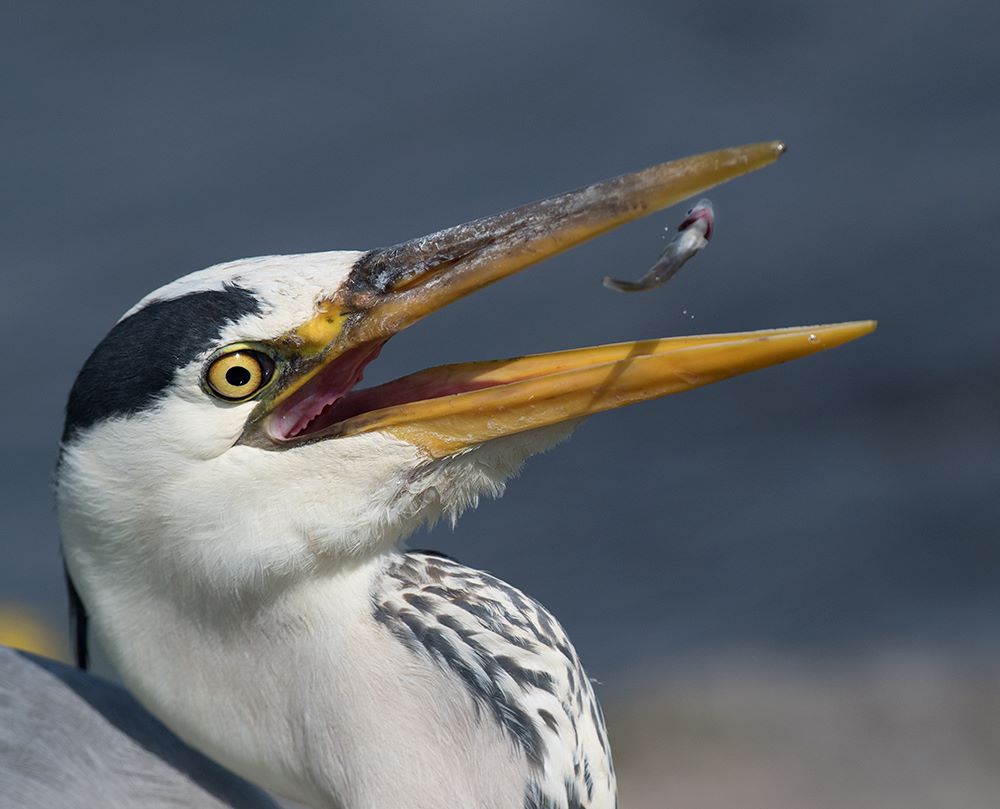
[854,318,878,337]
[812,319,877,351]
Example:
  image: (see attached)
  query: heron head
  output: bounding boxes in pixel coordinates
[57,142,874,606]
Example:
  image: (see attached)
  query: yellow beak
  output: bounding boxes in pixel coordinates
[329,323,875,457]
[250,141,876,457]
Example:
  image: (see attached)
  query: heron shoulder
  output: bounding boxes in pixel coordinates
[373,550,617,809]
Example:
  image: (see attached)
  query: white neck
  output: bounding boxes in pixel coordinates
[92,551,381,803]
[79,550,527,809]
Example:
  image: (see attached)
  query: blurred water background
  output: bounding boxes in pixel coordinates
[2,2,998,805]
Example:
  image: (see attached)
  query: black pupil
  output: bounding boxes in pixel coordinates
[226,365,253,387]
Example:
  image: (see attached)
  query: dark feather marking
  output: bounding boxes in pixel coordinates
[589,702,600,735]
[420,585,453,599]
[495,655,556,694]
[451,595,503,627]
[538,708,559,733]
[64,566,88,670]
[62,285,261,442]
[372,603,421,655]
[402,592,434,613]
[408,548,456,561]
[533,608,559,642]
[375,556,547,768]
[434,610,539,655]
[589,699,611,758]
[524,780,587,809]
[377,553,614,806]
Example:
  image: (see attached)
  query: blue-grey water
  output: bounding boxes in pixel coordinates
[2,1,998,677]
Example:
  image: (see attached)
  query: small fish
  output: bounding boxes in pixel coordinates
[603,198,714,292]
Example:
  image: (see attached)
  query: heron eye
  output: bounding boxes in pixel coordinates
[205,350,275,401]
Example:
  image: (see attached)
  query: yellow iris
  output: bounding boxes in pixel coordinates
[205,348,274,401]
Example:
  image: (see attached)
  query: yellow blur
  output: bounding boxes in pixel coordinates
[0,604,64,660]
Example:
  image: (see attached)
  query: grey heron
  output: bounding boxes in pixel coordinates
[55,141,874,808]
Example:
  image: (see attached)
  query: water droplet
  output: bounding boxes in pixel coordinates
[808,333,818,343]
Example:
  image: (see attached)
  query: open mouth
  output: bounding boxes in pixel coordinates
[266,321,876,455]
[248,142,875,459]
[268,338,499,442]
[268,341,389,440]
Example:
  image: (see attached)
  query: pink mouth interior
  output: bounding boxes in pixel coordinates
[268,340,499,441]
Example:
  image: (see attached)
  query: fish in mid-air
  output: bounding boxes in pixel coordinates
[603,198,714,292]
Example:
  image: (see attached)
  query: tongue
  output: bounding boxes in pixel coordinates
[270,342,385,440]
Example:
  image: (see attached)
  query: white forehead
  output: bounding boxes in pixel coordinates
[122,250,366,341]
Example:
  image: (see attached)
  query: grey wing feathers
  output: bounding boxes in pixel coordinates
[0,647,279,808]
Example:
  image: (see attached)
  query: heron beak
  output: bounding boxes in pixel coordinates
[318,323,875,456]
[338,141,789,343]
[252,141,876,457]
